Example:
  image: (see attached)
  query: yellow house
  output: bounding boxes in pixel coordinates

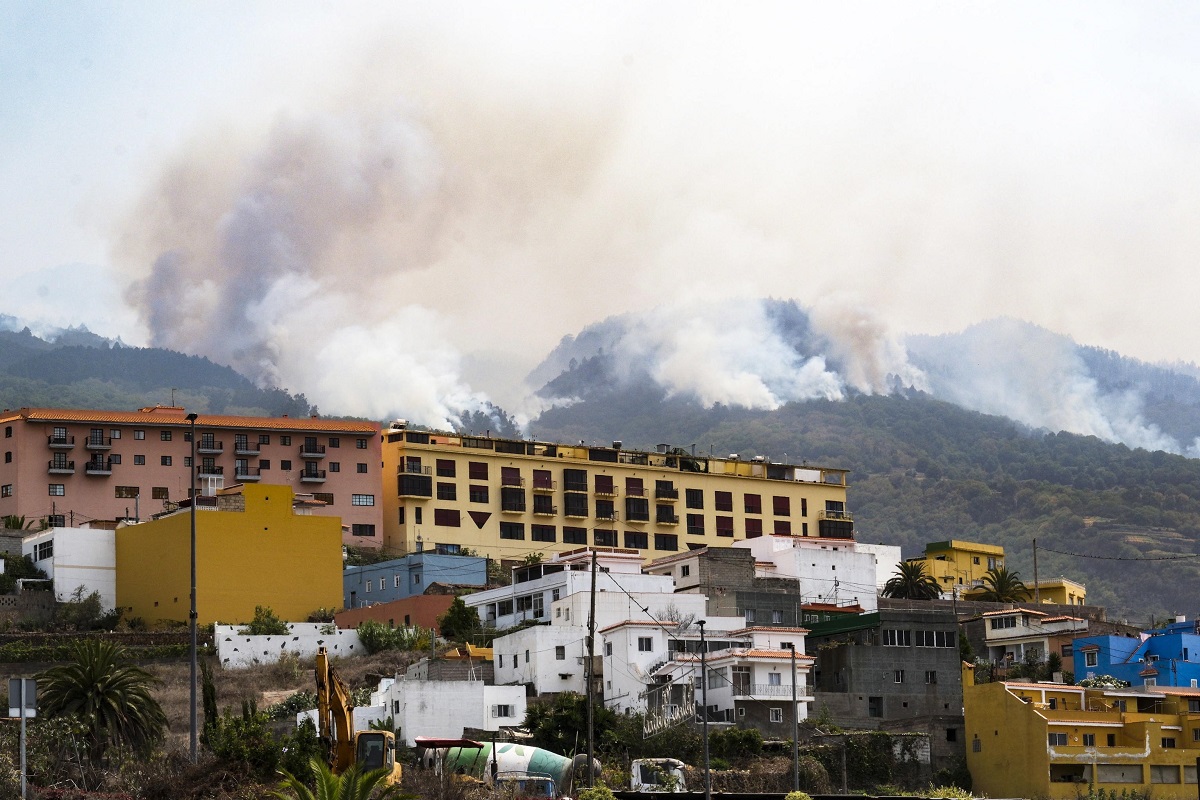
[910,540,1004,592]
[1032,576,1087,606]
[116,483,342,624]
[963,664,1200,797]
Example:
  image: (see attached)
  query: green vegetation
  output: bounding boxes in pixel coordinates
[0,553,49,594]
[239,605,291,636]
[975,567,1029,602]
[356,620,433,655]
[881,560,940,600]
[270,756,408,800]
[436,597,481,640]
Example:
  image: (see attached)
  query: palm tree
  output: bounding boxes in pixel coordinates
[270,758,407,800]
[37,639,167,761]
[977,566,1029,602]
[881,560,941,600]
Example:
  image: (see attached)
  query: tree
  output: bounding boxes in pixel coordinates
[1,514,36,530]
[881,561,941,600]
[239,605,291,635]
[36,639,168,761]
[269,757,406,800]
[437,597,480,640]
[977,567,1029,603]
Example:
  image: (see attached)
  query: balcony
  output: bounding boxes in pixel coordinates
[532,479,556,493]
[501,477,526,488]
[626,486,646,498]
[197,440,223,454]
[656,512,680,525]
[818,509,853,522]
[85,459,113,476]
[596,509,620,522]
[47,435,74,449]
[197,464,225,477]
[732,683,810,700]
[563,482,588,493]
[300,468,327,483]
[234,441,260,456]
[655,487,679,501]
[398,474,432,498]
[532,505,558,516]
[47,459,75,474]
[594,485,618,498]
[400,463,432,475]
[299,443,326,459]
[235,466,261,482]
[85,436,112,451]
[501,501,527,514]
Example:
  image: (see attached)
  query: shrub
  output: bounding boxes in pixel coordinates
[785,792,814,800]
[576,785,616,800]
[238,606,290,636]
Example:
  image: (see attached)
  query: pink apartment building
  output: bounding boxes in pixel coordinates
[0,406,383,547]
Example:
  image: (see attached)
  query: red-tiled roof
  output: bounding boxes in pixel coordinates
[1,406,378,433]
[983,608,1048,617]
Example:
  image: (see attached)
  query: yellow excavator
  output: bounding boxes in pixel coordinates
[315,646,402,784]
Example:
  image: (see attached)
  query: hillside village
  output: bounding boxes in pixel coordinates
[3,405,1200,798]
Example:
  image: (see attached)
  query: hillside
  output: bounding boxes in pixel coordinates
[532,390,1200,623]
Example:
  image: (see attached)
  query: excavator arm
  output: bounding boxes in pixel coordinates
[315,646,357,774]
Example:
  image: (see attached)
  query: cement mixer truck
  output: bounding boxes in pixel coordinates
[415,737,598,798]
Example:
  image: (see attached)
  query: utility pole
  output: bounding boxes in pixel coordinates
[585,548,597,787]
[698,619,710,800]
[186,411,198,763]
[1033,538,1041,604]
[789,642,799,791]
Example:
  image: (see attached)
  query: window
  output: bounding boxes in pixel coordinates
[500,522,525,540]
[563,526,587,544]
[133,455,145,465]
[356,438,367,449]
[48,484,65,496]
[532,524,556,542]
[773,496,790,516]
[1162,737,1176,748]
[160,430,172,441]
[3,452,9,463]
[1107,734,1116,747]
[800,498,807,516]
[281,459,292,470]
[638,637,653,652]
[468,461,488,480]
[769,708,783,723]
[152,487,169,500]
[771,610,783,624]
[254,434,268,445]
[328,437,340,448]
[604,642,613,657]
[564,493,588,517]
[184,457,192,468]
[625,496,650,521]
[681,565,691,577]
[281,435,292,446]
[469,485,489,503]
[433,509,461,527]
[989,616,1018,630]
[744,494,761,514]
[556,646,566,661]
[329,462,340,473]
[686,514,705,535]
[3,426,8,437]
[625,531,648,549]
[882,629,911,646]
[714,490,733,512]
[745,609,756,623]
[1083,734,1096,747]
[35,540,53,560]
[745,518,762,538]
[1193,729,1200,742]
[133,429,145,440]
[654,533,678,551]
[1048,733,1067,746]
[715,516,734,537]
[161,456,172,466]
[436,459,456,477]
[351,524,376,537]
[311,493,333,505]
[351,494,375,506]
[594,529,617,547]
[972,738,981,753]
[1084,651,1098,667]
[437,482,457,500]
[894,670,905,683]
[0,484,10,497]
[946,728,958,743]
[925,671,937,684]
[115,486,139,498]
[259,459,271,470]
[685,488,704,509]
[774,520,792,535]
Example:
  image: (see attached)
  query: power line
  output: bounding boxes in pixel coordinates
[1037,544,1200,562]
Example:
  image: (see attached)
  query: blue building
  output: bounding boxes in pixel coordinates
[344,552,487,609]
[1073,618,1200,688]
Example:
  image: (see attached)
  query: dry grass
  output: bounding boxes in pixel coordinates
[146,650,424,747]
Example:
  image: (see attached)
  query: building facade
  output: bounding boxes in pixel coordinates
[380,424,851,562]
[22,525,116,608]
[980,608,1087,666]
[1074,618,1200,688]
[908,540,1005,596]
[0,406,382,546]
[343,552,487,609]
[116,483,343,624]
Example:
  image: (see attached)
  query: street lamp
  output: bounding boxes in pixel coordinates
[697,619,710,800]
[186,411,198,763]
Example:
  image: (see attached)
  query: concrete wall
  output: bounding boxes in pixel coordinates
[23,526,116,608]
[492,625,590,694]
[215,622,362,668]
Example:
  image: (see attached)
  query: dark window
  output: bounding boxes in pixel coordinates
[868,696,882,717]
[161,456,172,466]
[595,474,615,495]
[436,459,456,477]
[654,480,677,499]
[625,496,649,521]
[744,494,762,514]
[351,524,376,537]
[532,469,554,490]
[152,487,169,500]
[595,499,616,520]
[563,468,587,492]
[716,517,734,537]
[501,486,526,512]
[500,522,525,540]
[801,497,808,516]
[259,434,270,444]
[354,463,366,473]
[501,466,522,486]
[356,438,367,449]
[685,488,704,509]
[714,491,733,511]
[531,524,556,542]
[134,455,145,465]
[329,462,340,472]
[594,529,617,547]
[773,496,790,516]
[533,494,556,514]
[686,513,705,535]
[434,509,461,527]
[109,454,121,464]
[468,461,488,480]
[774,520,792,535]
[625,477,644,497]
[281,459,292,471]
[469,485,489,503]
[259,459,271,470]
[160,430,172,441]
[313,492,334,504]
[564,493,588,517]
[745,518,763,538]
[655,505,678,525]
[563,526,587,544]
[654,534,678,551]
[281,435,291,446]
[3,452,9,463]
[624,531,648,549]
[115,486,139,498]
[437,482,457,501]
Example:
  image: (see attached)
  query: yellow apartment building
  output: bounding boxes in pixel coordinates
[909,540,1005,592]
[116,483,342,624]
[380,425,852,563]
[964,665,1200,797]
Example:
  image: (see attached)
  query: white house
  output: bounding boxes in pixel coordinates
[372,676,527,745]
[22,526,116,608]
[735,536,886,611]
[492,625,590,694]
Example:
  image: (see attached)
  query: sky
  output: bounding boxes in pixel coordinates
[2,2,1199,425]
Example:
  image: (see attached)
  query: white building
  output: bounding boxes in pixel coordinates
[854,542,904,593]
[735,536,888,611]
[492,625,590,694]
[373,677,527,745]
[464,548,675,629]
[22,526,116,608]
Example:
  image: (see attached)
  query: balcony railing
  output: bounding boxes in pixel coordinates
[732,683,809,698]
[299,443,326,458]
[594,486,618,497]
[656,513,680,525]
[818,509,853,522]
[197,465,225,477]
[235,466,261,481]
[197,440,223,454]
[234,441,260,455]
[85,436,112,450]
[532,505,558,516]
[626,486,646,497]
[655,487,679,500]
[501,477,526,488]
[47,459,75,474]
[300,469,327,483]
[401,464,432,475]
[596,509,620,521]
[85,459,113,476]
[563,482,588,493]
[501,501,527,513]
[47,435,74,449]
[532,480,556,493]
